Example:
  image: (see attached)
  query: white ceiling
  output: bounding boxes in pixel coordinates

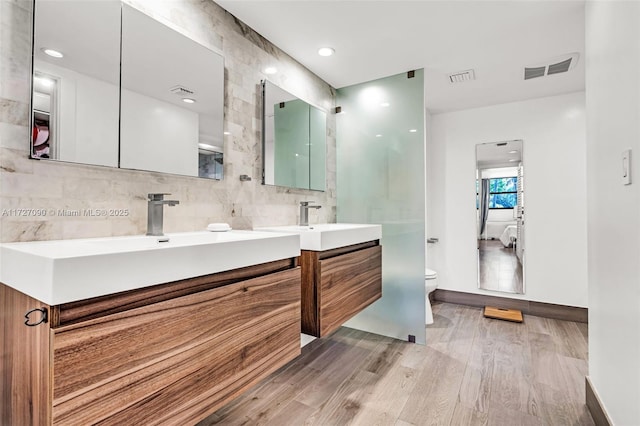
[215,0,585,113]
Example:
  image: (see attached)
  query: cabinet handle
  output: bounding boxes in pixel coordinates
[24,307,48,327]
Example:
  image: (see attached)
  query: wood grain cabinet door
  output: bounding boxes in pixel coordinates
[318,246,382,336]
[50,268,301,426]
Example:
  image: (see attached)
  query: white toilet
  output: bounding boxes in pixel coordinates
[425,268,438,325]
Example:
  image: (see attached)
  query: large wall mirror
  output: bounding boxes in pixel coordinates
[31,1,225,180]
[476,140,525,294]
[261,80,326,191]
[31,0,121,167]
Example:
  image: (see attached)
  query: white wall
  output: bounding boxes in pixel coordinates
[586,2,640,424]
[120,89,199,177]
[427,91,587,307]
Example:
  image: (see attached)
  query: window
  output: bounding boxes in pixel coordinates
[477,177,518,209]
[488,177,517,208]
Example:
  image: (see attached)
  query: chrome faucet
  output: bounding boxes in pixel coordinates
[299,201,321,227]
[147,193,179,236]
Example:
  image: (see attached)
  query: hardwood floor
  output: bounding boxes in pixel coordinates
[199,302,593,426]
[478,240,523,294]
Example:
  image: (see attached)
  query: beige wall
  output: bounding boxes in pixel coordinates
[0,0,336,243]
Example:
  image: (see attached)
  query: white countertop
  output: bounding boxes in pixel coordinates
[255,223,382,251]
[0,230,300,305]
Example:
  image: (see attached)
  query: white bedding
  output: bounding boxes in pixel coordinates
[499,225,517,247]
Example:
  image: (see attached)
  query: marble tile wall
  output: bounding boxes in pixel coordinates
[0,0,337,242]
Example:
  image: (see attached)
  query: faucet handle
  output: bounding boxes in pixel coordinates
[148,193,171,201]
[300,201,315,206]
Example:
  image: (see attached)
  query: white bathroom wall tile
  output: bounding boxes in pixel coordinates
[0,99,29,127]
[110,217,146,237]
[1,147,33,175]
[62,219,112,240]
[0,123,29,151]
[2,219,62,242]
[1,172,63,199]
[0,1,32,103]
[62,177,115,202]
[3,1,32,12]
[189,202,226,220]
[229,84,254,105]
[229,215,252,231]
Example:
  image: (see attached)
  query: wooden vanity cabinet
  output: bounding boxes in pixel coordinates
[300,241,382,337]
[1,259,301,425]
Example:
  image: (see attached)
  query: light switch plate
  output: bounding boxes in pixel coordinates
[622,149,632,185]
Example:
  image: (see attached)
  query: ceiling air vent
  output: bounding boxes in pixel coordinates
[524,53,579,80]
[524,66,546,80]
[448,69,475,83]
[547,58,573,75]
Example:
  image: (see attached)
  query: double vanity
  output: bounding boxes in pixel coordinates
[0,223,381,425]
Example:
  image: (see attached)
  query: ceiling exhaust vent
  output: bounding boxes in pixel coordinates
[547,58,573,75]
[448,69,475,83]
[170,85,195,96]
[524,66,546,80]
[524,53,579,80]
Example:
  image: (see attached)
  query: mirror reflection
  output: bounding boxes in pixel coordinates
[120,4,224,179]
[32,0,121,166]
[31,1,225,180]
[262,80,326,191]
[476,140,525,294]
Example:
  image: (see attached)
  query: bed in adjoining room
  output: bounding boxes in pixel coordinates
[499,224,517,248]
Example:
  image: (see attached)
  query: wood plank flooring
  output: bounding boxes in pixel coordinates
[199,302,593,426]
[479,240,523,294]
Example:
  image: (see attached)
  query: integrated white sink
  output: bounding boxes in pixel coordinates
[255,223,382,251]
[0,230,300,305]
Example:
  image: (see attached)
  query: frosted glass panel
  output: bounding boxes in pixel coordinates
[337,70,426,344]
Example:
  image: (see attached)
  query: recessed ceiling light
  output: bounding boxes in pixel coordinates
[223,131,231,135]
[264,67,277,75]
[182,98,196,104]
[509,150,518,154]
[409,129,417,133]
[375,134,382,137]
[318,47,335,57]
[380,102,390,107]
[42,48,64,58]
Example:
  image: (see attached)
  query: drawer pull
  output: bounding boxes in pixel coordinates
[24,307,48,327]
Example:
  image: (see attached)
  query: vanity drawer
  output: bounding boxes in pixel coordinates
[50,267,301,425]
[318,245,382,336]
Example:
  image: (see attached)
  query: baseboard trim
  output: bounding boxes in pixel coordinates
[586,376,612,426]
[433,289,588,323]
